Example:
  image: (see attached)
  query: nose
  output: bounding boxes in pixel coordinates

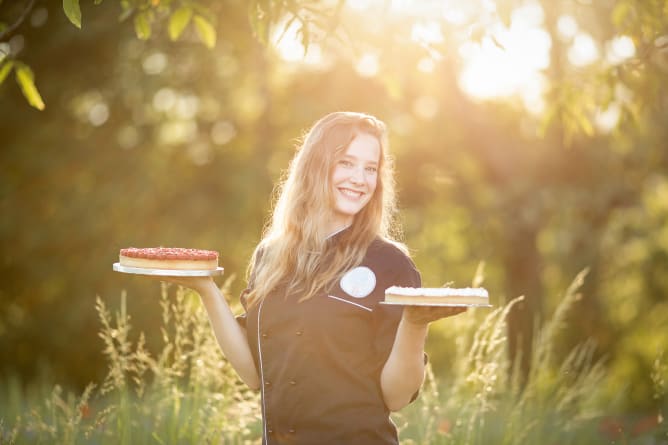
[349,167,365,185]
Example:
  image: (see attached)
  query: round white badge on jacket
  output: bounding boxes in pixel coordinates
[340,266,376,298]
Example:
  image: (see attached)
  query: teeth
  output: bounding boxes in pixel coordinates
[340,188,363,198]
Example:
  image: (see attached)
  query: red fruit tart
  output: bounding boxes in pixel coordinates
[119,247,219,271]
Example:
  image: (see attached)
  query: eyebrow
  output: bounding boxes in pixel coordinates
[341,154,378,165]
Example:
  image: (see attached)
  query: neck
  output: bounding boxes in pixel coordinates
[325,223,351,240]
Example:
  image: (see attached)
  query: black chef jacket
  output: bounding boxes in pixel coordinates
[237,233,422,445]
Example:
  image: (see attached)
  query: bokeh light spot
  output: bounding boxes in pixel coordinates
[142,52,167,75]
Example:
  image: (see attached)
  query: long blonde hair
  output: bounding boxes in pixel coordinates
[245,111,405,307]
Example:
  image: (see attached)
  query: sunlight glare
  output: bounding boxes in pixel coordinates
[594,103,621,133]
[457,2,551,107]
[417,57,436,73]
[175,95,199,120]
[512,2,544,25]
[272,21,306,62]
[159,121,197,145]
[568,33,599,66]
[272,19,324,66]
[355,52,380,77]
[347,0,375,11]
[153,88,176,112]
[441,0,476,24]
[521,75,548,115]
[211,120,237,145]
[443,8,467,25]
[606,35,636,64]
[391,0,444,17]
[413,95,440,120]
[411,21,444,46]
[88,102,109,127]
[557,15,578,40]
[142,52,167,75]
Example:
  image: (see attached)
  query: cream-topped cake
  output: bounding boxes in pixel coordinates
[384,286,490,306]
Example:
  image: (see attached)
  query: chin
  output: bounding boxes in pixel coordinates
[336,203,363,216]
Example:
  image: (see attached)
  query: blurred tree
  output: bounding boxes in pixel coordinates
[1,0,667,415]
[0,0,224,109]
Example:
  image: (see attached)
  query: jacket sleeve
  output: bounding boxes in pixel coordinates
[372,252,427,404]
[372,253,422,363]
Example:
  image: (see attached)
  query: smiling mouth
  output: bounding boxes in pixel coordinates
[338,188,365,200]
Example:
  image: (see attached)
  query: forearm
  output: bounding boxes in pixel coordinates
[380,317,429,411]
[197,281,261,389]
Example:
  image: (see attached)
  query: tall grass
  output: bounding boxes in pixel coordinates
[1,280,260,445]
[393,269,666,444]
[1,271,666,444]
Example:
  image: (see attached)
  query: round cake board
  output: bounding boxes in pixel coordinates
[113,263,224,277]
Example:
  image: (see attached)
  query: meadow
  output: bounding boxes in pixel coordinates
[2,1,667,443]
[1,272,665,445]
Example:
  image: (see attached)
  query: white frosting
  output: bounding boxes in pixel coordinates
[385,286,489,298]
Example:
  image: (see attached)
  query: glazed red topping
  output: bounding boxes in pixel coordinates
[120,247,218,260]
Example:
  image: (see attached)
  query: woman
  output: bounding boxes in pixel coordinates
[167,111,465,444]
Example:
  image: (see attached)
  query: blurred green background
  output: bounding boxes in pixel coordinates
[1,0,666,418]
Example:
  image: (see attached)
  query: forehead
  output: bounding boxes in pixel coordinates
[342,132,380,163]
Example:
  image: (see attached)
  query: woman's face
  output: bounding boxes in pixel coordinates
[328,132,380,232]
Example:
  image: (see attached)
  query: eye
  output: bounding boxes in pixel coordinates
[338,159,354,168]
[365,166,378,173]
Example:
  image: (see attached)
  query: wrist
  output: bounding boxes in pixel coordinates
[195,278,219,298]
[401,309,432,328]
[399,315,430,333]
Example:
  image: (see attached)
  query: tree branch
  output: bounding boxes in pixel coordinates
[0,0,37,42]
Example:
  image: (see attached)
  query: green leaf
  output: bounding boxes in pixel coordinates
[63,0,82,29]
[134,12,151,40]
[193,15,216,48]
[0,61,14,85]
[15,64,45,110]
[168,6,193,41]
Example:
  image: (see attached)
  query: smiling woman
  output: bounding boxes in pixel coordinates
[154,111,469,444]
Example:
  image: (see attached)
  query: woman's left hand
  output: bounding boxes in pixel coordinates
[402,305,468,325]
